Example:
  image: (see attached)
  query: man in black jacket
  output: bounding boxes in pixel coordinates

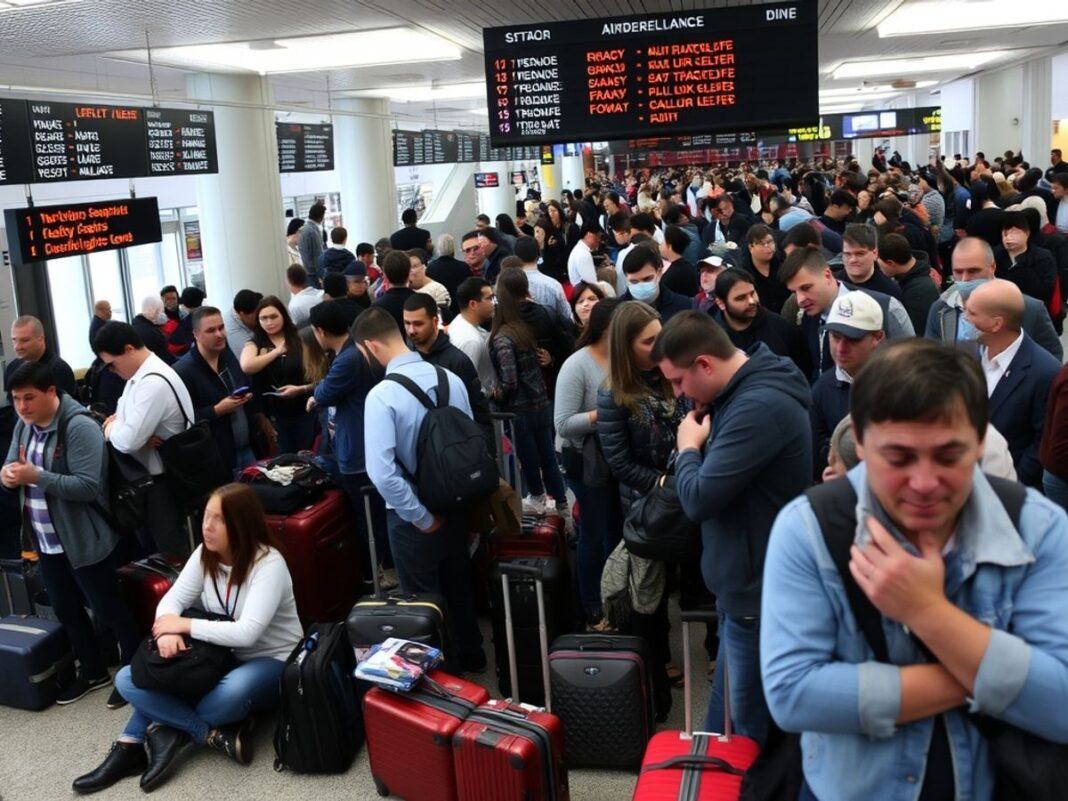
[317,226,357,276]
[427,234,472,317]
[660,225,700,296]
[173,307,272,473]
[620,244,693,322]
[372,250,416,334]
[710,269,810,377]
[402,293,494,448]
[702,194,752,247]
[389,208,433,253]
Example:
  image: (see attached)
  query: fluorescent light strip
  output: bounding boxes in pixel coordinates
[879,0,1068,37]
[348,82,485,103]
[107,29,462,75]
[0,0,82,9]
[832,51,1007,80]
[819,81,937,98]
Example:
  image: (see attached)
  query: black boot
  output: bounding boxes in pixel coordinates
[140,725,192,792]
[72,741,148,795]
[205,718,254,765]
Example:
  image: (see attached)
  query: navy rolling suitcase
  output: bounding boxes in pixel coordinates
[0,615,75,710]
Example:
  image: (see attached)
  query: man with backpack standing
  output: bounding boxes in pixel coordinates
[1,362,141,710]
[761,338,1068,801]
[359,307,490,673]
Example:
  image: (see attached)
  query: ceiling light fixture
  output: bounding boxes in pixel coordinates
[106,28,462,75]
[878,0,1068,37]
[831,51,1007,80]
[0,0,82,9]
[347,82,485,103]
[819,80,937,98]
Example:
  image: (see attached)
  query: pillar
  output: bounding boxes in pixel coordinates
[335,97,397,246]
[187,73,287,304]
[476,160,513,220]
[1020,57,1052,164]
[561,154,585,191]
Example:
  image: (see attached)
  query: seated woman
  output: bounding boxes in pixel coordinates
[73,483,303,795]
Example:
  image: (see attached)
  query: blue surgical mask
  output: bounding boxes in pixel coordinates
[957,313,979,342]
[629,280,658,302]
[953,278,988,300]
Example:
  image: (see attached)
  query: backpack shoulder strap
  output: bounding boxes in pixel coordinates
[986,475,1027,529]
[432,366,449,408]
[143,372,192,429]
[804,479,889,662]
[384,371,435,410]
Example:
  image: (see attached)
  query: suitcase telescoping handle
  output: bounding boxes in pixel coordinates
[490,412,518,491]
[361,485,383,598]
[499,561,552,713]
[679,608,731,742]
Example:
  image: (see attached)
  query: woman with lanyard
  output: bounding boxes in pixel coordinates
[73,484,302,794]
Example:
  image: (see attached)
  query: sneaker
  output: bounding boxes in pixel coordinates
[106,686,127,710]
[57,672,111,705]
[522,494,546,515]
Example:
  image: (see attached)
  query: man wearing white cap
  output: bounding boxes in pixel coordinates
[810,291,884,476]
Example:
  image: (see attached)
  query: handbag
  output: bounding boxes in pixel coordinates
[581,434,612,488]
[622,455,699,563]
[146,373,231,506]
[130,578,239,703]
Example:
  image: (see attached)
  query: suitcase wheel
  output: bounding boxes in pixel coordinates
[373,776,389,797]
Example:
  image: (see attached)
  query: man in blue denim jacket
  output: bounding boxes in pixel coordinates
[761,338,1068,801]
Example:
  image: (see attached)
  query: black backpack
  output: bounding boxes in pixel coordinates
[385,366,499,513]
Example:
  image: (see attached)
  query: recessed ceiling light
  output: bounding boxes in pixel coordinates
[347,82,485,103]
[831,51,1007,80]
[879,0,1068,37]
[106,29,462,75]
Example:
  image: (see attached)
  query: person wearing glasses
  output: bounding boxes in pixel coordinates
[739,224,789,314]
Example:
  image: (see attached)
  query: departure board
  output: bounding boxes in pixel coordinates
[26,101,149,182]
[277,122,334,172]
[0,99,33,186]
[144,108,218,175]
[483,1,817,146]
[4,197,162,267]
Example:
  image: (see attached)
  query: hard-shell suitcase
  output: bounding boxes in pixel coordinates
[117,555,182,637]
[0,614,75,710]
[549,633,655,768]
[363,670,490,801]
[631,610,760,801]
[454,561,569,801]
[346,487,449,666]
[265,489,362,624]
[273,621,361,773]
[489,556,568,704]
[1,557,44,617]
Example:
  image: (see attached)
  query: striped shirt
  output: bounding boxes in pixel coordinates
[24,424,62,555]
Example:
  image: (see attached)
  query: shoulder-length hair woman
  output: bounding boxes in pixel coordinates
[606,300,672,413]
[490,267,538,352]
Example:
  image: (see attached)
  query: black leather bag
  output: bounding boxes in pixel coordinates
[130,606,236,704]
[581,435,611,488]
[622,470,699,563]
[146,374,231,506]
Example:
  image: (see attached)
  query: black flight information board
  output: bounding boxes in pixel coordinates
[483,1,817,146]
[392,129,546,167]
[0,99,34,185]
[277,122,334,173]
[4,197,163,267]
[144,108,218,175]
[27,101,149,182]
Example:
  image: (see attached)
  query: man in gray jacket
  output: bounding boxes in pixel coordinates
[924,236,1062,360]
[1,362,141,709]
[298,201,327,289]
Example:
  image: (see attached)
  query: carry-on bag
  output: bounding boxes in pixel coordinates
[631,609,760,800]
[265,488,362,624]
[273,621,361,773]
[117,554,183,637]
[363,670,490,801]
[0,614,75,710]
[0,557,44,617]
[453,561,570,801]
[549,632,655,768]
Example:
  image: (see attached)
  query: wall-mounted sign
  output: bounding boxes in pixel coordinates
[474,172,500,188]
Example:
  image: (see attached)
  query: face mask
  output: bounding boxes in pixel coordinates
[629,280,658,302]
[953,278,988,302]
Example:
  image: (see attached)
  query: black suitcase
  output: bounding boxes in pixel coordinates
[1,558,44,617]
[549,633,655,768]
[273,621,362,773]
[489,555,569,705]
[345,486,448,669]
[0,615,76,710]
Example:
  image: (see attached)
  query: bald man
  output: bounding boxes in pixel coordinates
[924,236,1062,360]
[964,279,1061,486]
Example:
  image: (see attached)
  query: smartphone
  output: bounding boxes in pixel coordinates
[229,386,251,398]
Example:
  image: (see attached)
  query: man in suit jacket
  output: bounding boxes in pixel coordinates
[966,279,1061,487]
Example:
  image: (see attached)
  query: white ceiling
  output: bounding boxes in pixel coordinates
[0,0,1065,129]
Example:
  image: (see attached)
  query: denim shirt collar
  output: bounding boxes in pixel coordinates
[847,463,1034,584]
[386,351,423,373]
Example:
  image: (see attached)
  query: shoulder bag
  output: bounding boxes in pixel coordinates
[622,453,699,563]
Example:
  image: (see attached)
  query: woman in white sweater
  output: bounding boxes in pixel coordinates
[73,483,303,795]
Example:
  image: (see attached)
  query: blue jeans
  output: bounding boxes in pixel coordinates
[1044,470,1068,512]
[562,448,622,617]
[272,411,317,456]
[703,613,770,746]
[512,406,567,501]
[115,658,285,743]
[386,510,483,666]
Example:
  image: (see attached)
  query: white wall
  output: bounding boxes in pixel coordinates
[1054,52,1068,120]
[974,66,1024,157]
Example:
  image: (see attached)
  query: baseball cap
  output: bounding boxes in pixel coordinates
[824,291,883,339]
[697,255,725,272]
[342,260,368,279]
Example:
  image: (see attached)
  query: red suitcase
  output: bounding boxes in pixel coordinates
[631,610,760,801]
[453,562,570,801]
[117,555,183,637]
[363,670,490,801]
[265,489,362,625]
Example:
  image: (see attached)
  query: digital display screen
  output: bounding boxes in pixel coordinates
[483,1,818,146]
[143,108,218,175]
[840,107,939,139]
[27,101,149,182]
[276,122,334,172]
[0,99,33,185]
[4,197,163,266]
[474,172,500,188]
[391,129,547,166]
